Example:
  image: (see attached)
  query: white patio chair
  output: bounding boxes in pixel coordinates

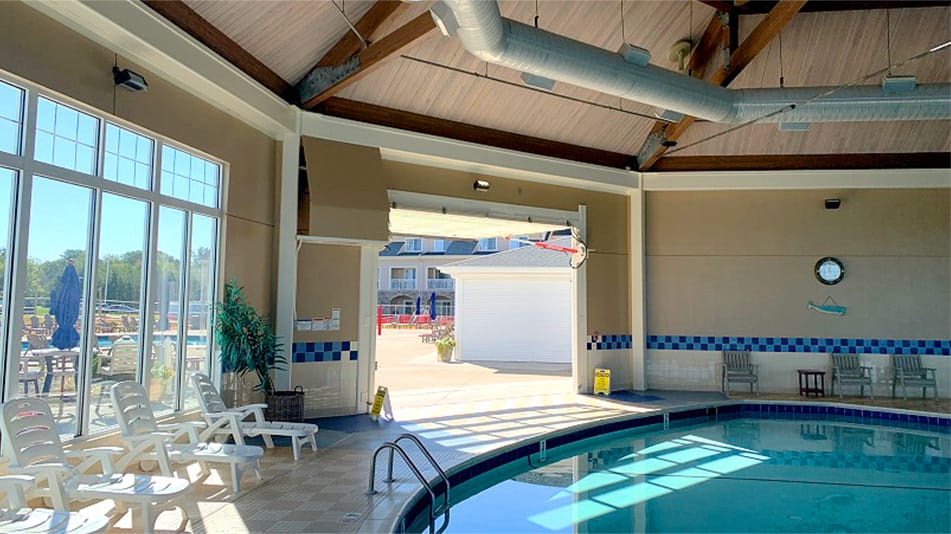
[192,373,318,461]
[830,353,873,398]
[0,475,108,534]
[110,381,264,493]
[0,397,190,534]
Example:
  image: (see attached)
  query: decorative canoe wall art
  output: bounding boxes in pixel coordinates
[808,296,846,316]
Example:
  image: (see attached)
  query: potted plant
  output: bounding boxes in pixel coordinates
[215,280,289,413]
[435,334,455,363]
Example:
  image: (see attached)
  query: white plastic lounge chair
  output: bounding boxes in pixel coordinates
[0,397,190,533]
[0,475,109,534]
[722,350,758,397]
[830,353,873,398]
[110,381,264,493]
[192,373,318,461]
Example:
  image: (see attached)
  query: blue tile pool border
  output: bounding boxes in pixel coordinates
[647,335,951,355]
[395,401,950,532]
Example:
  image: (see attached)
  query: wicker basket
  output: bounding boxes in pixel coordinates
[265,386,304,422]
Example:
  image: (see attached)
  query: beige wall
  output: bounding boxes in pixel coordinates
[295,244,361,343]
[646,188,951,339]
[0,2,277,311]
[301,138,389,242]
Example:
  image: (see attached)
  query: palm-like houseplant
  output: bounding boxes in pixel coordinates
[215,280,285,399]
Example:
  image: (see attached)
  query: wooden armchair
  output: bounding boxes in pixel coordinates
[831,353,873,398]
[722,350,758,397]
[891,354,937,399]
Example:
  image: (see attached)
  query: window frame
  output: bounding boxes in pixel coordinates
[0,69,227,439]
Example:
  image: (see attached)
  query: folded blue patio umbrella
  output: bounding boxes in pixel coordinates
[415,296,421,316]
[429,292,437,321]
[50,261,82,349]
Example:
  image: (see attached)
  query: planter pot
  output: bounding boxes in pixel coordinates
[437,346,453,363]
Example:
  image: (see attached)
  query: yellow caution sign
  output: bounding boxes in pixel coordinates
[369,386,393,421]
[594,368,611,396]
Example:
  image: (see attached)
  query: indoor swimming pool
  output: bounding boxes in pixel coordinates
[403,407,950,533]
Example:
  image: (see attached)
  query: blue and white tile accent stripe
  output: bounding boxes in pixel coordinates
[292,341,358,362]
[587,335,633,351]
[647,335,951,355]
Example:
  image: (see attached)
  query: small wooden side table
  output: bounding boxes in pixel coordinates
[797,369,826,397]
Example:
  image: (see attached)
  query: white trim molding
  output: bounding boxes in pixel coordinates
[24,0,296,138]
[642,168,951,191]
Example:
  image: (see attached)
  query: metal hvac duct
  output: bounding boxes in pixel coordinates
[430,0,951,125]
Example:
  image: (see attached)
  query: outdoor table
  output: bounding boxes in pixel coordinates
[28,348,80,394]
[797,369,826,398]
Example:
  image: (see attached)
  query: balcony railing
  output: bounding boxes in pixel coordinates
[426,279,454,290]
[390,279,417,290]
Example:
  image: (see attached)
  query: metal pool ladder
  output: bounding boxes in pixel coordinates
[369,433,451,533]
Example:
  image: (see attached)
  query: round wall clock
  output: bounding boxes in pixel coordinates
[815,257,844,285]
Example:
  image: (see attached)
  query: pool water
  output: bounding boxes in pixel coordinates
[443,418,950,533]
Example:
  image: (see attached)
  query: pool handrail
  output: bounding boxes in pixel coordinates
[370,442,448,534]
[388,433,451,510]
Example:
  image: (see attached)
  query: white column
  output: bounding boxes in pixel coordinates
[572,205,588,393]
[355,245,379,413]
[630,189,647,391]
[274,129,300,391]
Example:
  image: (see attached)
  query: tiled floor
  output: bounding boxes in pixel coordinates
[66,385,946,533]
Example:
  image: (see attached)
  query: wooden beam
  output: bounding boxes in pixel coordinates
[650,153,951,172]
[701,0,950,15]
[299,12,436,109]
[142,0,291,98]
[315,98,634,169]
[714,0,806,87]
[636,0,806,169]
[316,1,405,67]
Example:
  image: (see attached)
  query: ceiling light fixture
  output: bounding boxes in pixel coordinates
[473,179,490,192]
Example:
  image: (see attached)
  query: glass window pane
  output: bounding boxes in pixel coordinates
[0,120,18,156]
[183,214,217,410]
[148,206,186,415]
[17,176,94,439]
[160,145,220,208]
[53,105,77,138]
[104,123,152,191]
[35,98,54,132]
[35,97,99,174]
[0,81,23,155]
[89,194,149,434]
[0,168,16,389]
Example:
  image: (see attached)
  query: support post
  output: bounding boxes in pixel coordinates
[274,126,301,392]
[630,189,647,391]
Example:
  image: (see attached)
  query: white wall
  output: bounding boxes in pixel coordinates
[456,273,571,363]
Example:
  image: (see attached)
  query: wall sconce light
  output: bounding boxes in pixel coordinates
[113,66,149,92]
[473,179,490,192]
[824,198,841,210]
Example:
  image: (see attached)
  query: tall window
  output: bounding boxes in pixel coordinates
[0,74,223,439]
[433,239,447,252]
[403,238,422,253]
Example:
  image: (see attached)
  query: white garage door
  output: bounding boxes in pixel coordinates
[458,277,572,363]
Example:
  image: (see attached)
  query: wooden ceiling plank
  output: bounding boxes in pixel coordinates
[316,0,406,68]
[316,97,634,169]
[715,0,950,15]
[299,12,436,109]
[651,153,951,171]
[142,0,291,98]
[637,0,806,169]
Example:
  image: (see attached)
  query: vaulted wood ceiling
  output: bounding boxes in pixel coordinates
[159,0,950,171]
